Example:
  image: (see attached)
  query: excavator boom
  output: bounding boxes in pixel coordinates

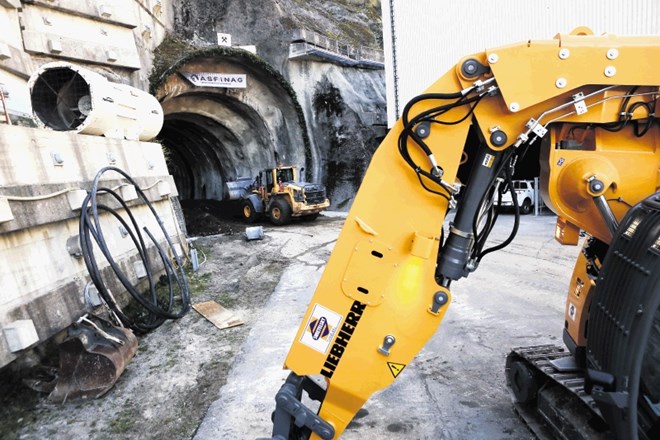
[265,29,660,439]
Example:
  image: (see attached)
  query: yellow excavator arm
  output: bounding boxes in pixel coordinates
[265,29,660,439]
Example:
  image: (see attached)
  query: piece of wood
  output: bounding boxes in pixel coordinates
[193,301,244,330]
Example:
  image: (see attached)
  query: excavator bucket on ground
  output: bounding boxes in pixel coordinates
[48,316,138,403]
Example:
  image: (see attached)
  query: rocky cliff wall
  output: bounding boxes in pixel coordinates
[173,0,381,69]
[166,0,386,210]
[289,61,385,209]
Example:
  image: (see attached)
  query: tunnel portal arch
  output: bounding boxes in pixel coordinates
[152,48,312,202]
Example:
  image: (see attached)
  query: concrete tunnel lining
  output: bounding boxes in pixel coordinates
[159,95,280,201]
[159,93,277,199]
[159,115,230,200]
[153,49,312,206]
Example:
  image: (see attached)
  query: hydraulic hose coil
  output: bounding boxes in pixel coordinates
[79,166,190,333]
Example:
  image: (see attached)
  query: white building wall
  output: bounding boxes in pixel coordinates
[382,0,660,126]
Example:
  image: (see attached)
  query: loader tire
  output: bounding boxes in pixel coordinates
[241,199,257,223]
[270,198,292,226]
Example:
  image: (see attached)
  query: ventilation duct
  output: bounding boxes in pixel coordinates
[28,62,163,141]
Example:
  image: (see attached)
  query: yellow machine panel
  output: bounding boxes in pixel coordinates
[266,29,660,440]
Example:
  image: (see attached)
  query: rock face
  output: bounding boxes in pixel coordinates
[173,0,382,69]
[291,63,385,209]
[157,0,386,210]
[153,48,310,201]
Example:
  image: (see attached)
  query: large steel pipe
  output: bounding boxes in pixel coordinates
[28,62,163,141]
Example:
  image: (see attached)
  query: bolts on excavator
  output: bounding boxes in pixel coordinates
[429,290,449,314]
[489,129,508,147]
[378,335,396,356]
[461,58,490,78]
[415,121,431,138]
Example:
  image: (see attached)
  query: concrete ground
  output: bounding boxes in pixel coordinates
[0,209,579,440]
[196,211,580,440]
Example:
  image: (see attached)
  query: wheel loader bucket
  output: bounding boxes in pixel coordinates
[48,316,138,403]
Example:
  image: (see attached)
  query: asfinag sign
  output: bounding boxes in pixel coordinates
[181,72,247,88]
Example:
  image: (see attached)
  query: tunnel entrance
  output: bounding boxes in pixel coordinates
[152,48,310,235]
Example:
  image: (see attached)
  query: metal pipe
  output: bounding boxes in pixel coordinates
[593,195,619,236]
[28,62,163,141]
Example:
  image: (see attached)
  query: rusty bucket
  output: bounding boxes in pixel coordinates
[48,316,138,403]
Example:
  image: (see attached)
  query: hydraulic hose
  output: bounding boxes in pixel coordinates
[79,166,190,334]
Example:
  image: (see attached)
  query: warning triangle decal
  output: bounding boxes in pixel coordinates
[387,362,406,378]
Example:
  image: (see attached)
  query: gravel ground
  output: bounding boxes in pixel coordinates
[193,210,578,440]
[0,204,578,440]
[0,202,344,440]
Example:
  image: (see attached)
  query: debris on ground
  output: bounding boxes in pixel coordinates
[0,206,343,440]
[192,301,244,330]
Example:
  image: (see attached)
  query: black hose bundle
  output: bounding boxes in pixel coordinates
[474,161,520,262]
[79,166,190,334]
[398,91,485,200]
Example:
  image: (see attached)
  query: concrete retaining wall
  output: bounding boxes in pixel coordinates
[0,0,173,122]
[0,124,186,368]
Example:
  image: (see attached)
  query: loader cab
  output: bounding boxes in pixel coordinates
[262,166,296,193]
[261,169,274,193]
[276,167,296,185]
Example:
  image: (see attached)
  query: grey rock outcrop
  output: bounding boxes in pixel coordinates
[159,0,386,210]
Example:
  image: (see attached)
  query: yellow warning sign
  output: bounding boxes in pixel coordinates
[387,362,406,378]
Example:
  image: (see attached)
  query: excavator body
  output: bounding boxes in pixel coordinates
[264,28,660,439]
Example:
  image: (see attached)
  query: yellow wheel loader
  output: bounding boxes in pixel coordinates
[262,28,660,440]
[226,166,330,226]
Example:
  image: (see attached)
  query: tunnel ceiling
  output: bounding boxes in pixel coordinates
[153,49,310,202]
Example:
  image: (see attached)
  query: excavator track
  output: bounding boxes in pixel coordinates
[506,344,610,440]
[507,194,660,440]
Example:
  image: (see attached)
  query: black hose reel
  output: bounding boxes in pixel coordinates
[79,166,191,334]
